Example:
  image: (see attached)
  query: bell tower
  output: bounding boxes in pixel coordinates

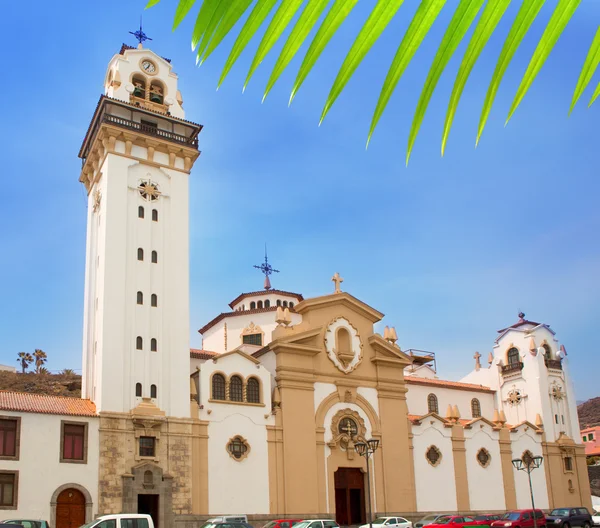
[79,40,202,417]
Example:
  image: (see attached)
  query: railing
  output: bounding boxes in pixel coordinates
[103,113,199,148]
[501,361,524,375]
[545,358,563,370]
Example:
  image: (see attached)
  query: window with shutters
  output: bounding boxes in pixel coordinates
[60,422,87,463]
[139,436,155,458]
[212,374,226,400]
[0,472,17,509]
[0,418,19,460]
[427,393,439,414]
[471,398,481,418]
[229,376,243,402]
[246,377,260,404]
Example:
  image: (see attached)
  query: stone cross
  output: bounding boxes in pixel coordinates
[474,351,481,371]
[332,272,344,293]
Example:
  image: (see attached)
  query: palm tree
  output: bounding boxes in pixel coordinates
[17,352,33,374]
[60,368,76,376]
[33,349,47,374]
[150,0,599,162]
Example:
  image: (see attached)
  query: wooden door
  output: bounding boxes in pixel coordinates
[56,488,85,528]
[334,468,365,526]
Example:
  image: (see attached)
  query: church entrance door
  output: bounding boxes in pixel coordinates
[138,494,159,528]
[56,488,86,528]
[334,468,365,526]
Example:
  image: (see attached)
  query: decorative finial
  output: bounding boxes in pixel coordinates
[253,245,279,290]
[487,352,494,365]
[331,272,344,293]
[130,16,152,47]
[473,351,481,371]
[518,311,525,320]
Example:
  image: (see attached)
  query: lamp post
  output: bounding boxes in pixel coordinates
[355,439,380,528]
[512,454,544,528]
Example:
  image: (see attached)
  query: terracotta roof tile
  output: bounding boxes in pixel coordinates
[190,349,219,360]
[405,376,495,393]
[0,391,97,417]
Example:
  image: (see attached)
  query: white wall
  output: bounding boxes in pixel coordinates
[510,427,549,510]
[464,425,506,511]
[0,412,99,522]
[412,420,457,512]
[406,382,495,421]
[198,353,272,514]
[230,292,301,312]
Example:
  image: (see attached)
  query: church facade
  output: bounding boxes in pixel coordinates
[0,43,592,528]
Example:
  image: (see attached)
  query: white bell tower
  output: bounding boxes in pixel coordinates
[79,42,202,417]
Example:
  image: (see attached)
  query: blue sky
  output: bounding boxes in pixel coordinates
[0,1,598,401]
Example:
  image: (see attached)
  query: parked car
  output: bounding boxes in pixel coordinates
[0,522,49,528]
[360,518,412,528]
[491,510,546,528]
[592,511,600,527]
[416,515,446,528]
[473,516,502,526]
[292,520,339,528]
[546,508,593,528]
[202,522,253,528]
[203,517,249,526]
[79,514,154,528]
[427,516,479,528]
[262,520,303,528]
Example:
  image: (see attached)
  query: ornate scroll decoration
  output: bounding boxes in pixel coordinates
[551,383,565,401]
[507,388,523,406]
[329,409,367,459]
[324,317,363,374]
[138,180,161,201]
[93,189,102,212]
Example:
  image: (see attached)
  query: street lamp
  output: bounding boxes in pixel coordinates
[512,454,544,528]
[355,439,380,528]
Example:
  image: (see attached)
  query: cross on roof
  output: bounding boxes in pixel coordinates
[130,17,152,46]
[331,272,344,293]
[254,247,279,290]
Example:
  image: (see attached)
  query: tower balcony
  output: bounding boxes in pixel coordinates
[545,358,563,370]
[501,361,524,375]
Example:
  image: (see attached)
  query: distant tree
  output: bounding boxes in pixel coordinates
[60,368,76,376]
[17,352,33,373]
[33,349,47,374]
[37,366,50,375]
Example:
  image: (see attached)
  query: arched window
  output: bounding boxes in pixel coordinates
[250,302,256,310]
[507,347,520,365]
[289,302,294,308]
[132,75,146,99]
[241,304,245,311]
[151,251,158,263]
[152,209,158,222]
[427,393,439,414]
[149,81,164,104]
[150,384,157,399]
[247,378,260,404]
[282,301,288,307]
[136,336,143,350]
[135,383,142,397]
[276,300,281,307]
[212,374,226,400]
[138,206,145,219]
[264,300,270,308]
[151,338,157,352]
[230,376,243,402]
[471,398,481,418]
[257,300,263,309]
[151,294,158,307]
[137,248,144,261]
[137,291,143,305]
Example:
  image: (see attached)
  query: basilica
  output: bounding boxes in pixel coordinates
[0,42,592,528]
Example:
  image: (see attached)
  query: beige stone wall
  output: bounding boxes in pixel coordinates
[98,412,197,517]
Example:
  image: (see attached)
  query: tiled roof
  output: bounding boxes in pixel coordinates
[228,290,304,309]
[118,43,172,63]
[190,349,219,360]
[497,313,542,333]
[0,391,97,417]
[405,376,495,393]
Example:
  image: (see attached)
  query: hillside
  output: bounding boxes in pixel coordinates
[0,371,81,397]
[578,397,600,428]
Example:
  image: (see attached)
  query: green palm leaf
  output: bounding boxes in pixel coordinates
[173,0,198,30]
[218,0,279,89]
[590,81,600,106]
[476,0,545,145]
[368,0,447,146]
[191,0,222,52]
[441,0,512,156]
[245,0,306,90]
[199,0,254,64]
[407,0,485,165]
[507,0,581,123]
[263,0,331,101]
[146,0,161,8]
[320,0,407,124]
[290,0,359,104]
[570,26,600,113]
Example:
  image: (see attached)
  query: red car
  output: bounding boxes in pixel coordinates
[428,516,479,528]
[473,515,503,526]
[491,510,546,528]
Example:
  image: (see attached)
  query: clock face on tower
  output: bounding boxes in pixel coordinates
[141,60,156,74]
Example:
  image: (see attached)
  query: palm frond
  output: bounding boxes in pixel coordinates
[154,0,592,159]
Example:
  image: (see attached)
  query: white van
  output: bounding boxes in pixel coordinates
[80,514,154,528]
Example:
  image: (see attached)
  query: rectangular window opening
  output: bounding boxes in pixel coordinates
[139,436,156,457]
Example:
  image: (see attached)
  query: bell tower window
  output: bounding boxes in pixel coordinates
[132,75,147,100]
[149,81,164,104]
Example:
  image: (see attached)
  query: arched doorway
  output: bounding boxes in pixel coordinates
[56,488,86,528]
[334,468,366,526]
